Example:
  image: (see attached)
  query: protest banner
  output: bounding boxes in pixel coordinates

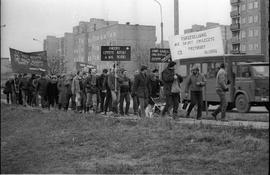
[101,46,131,61]
[150,48,171,63]
[169,27,224,60]
[9,48,48,74]
[75,62,96,72]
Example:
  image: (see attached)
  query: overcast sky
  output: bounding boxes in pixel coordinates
[1,0,231,58]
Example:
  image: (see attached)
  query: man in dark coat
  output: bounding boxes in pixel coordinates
[37,72,49,108]
[28,74,36,106]
[47,75,59,109]
[19,73,29,106]
[85,68,99,113]
[161,61,183,118]
[4,78,13,104]
[131,65,151,118]
[97,69,108,113]
[11,74,20,104]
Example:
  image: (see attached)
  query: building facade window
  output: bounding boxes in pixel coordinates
[254,43,259,49]
[232,5,238,11]
[241,4,246,11]
[254,15,258,23]
[241,44,246,51]
[254,29,259,36]
[242,17,246,24]
[248,29,253,37]
[248,44,253,50]
[254,1,258,8]
[248,2,253,9]
[248,16,253,23]
[241,30,246,38]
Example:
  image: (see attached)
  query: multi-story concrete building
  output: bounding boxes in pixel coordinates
[71,18,156,76]
[184,22,232,54]
[43,36,60,58]
[73,19,118,64]
[230,0,269,61]
[45,18,156,75]
[63,33,74,73]
[87,22,156,76]
[44,33,75,73]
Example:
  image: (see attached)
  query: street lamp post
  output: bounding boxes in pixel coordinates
[153,0,164,48]
[33,38,43,50]
[153,0,164,73]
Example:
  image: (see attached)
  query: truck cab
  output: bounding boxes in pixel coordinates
[234,62,269,112]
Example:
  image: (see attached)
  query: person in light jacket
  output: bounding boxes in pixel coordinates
[211,63,229,121]
[72,71,83,112]
[185,65,206,120]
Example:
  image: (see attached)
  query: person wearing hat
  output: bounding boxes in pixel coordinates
[161,61,183,119]
[131,65,151,118]
[37,72,49,108]
[47,74,59,110]
[184,64,206,120]
[211,63,229,121]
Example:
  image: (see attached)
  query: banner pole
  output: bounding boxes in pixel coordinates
[114,61,117,92]
[205,81,208,117]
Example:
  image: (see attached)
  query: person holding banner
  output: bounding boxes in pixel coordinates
[184,65,206,120]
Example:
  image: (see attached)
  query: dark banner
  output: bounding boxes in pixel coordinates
[150,48,171,63]
[9,48,48,74]
[75,62,96,71]
[101,46,131,61]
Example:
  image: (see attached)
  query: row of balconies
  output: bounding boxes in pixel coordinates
[230,23,240,31]
[230,10,240,18]
[231,0,240,5]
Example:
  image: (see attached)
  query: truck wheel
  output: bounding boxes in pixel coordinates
[235,94,250,113]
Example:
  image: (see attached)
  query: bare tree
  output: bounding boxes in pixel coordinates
[47,56,67,75]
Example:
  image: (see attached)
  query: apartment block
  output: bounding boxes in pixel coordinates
[87,22,156,76]
[230,0,269,61]
[43,36,60,58]
[44,33,75,73]
[184,23,232,54]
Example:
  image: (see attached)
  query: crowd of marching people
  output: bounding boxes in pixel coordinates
[3,61,229,120]
[2,64,165,117]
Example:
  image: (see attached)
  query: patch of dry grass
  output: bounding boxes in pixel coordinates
[1,103,269,174]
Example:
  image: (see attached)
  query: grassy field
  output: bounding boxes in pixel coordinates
[1,103,269,174]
